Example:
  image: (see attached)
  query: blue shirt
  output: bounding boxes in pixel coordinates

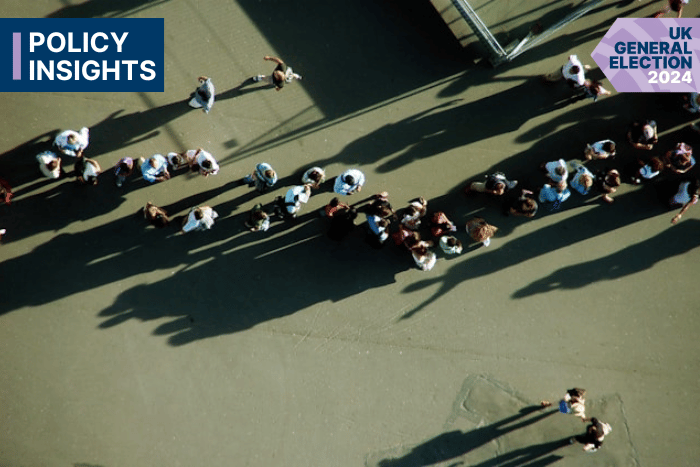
[141,154,168,183]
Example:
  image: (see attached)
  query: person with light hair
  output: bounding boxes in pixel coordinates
[54,127,89,157]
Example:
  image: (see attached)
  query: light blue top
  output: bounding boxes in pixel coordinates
[569,163,594,195]
[141,154,168,183]
[539,184,571,210]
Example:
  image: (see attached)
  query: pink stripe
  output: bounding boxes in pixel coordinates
[13,32,20,80]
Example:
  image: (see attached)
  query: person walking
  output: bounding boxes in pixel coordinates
[188,76,215,113]
[253,56,302,91]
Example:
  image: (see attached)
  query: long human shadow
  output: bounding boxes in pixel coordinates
[513,218,700,298]
[311,79,587,173]
[0,178,413,342]
[399,184,669,320]
[376,406,558,467]
[467,438,568,467]
[87,99,194,158]
[95,214,409,346]
[47,0,170,18]
[0,129,60,193]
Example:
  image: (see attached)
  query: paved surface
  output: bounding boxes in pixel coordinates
[1,1,699,466]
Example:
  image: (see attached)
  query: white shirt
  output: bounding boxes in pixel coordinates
[82,159,101,179]
[544,159,568,183]
[285,186,310,214]
[588,140,615,159]
[195,150,219,175]
[36,151,61,179]
[54,127,89,156]
[333,169,365,195]
[182,207,218,233]
[562,55,585,86]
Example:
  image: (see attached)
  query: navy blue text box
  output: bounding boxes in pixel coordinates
[0,18,164,92]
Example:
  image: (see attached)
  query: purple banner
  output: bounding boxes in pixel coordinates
[592,18,700,92]
[13,32,20,80]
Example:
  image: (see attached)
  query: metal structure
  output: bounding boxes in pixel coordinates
[451,0,606,66]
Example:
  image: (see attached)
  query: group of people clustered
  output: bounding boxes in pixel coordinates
[1,47,698,450]
[1,52,699,272]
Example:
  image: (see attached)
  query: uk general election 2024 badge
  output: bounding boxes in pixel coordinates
[592,18,700,92]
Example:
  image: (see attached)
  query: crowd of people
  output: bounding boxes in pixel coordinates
[1,52,699,279]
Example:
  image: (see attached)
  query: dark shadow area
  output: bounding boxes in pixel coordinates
[87,99,193,157]
[467,439,568,467]
[317,80,591,173]
[47,0,170,18]
[399,183,673,320]
[0,182,415,344]
[235,0,468,119]
[0,129,60,193]
[513,218,700,298]
[377,406,558,466]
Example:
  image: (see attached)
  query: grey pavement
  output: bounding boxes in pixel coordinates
[1,1,699,466]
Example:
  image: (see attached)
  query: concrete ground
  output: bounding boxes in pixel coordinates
[1,0,699,466]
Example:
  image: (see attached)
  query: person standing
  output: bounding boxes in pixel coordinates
[570,418,612,452]
[584,140,616,161]
[627,120,658,151]
[244,163,278,193]
[54,127,89,157]
[670,178,700,224]
[245,204,271,232]
[465,172,517,196]
[181,206,218,233]
[0,177,12,205]
[439,236,463,255]
[542,55,587,88]
[191,148,219,177]
[334,169,365,196]
[541,388,587,420]
[140,154,170,183]
[36,151,62,179]
[466,217,498,247]
[301,167,326,189]
[75,157,101,185]
[283,184,312,218]
[113,157,134,187]
[253,56,302,91]
[538,181,571,210]
[188,76,215,113]
[143,202,170,228]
